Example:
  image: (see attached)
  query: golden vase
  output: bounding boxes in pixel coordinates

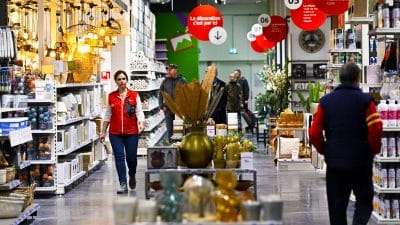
[180,126,214,168]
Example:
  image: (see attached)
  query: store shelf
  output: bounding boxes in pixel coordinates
[327,63,362,68]
[18,161,31,170]
[132,85,160,92]
[57,138,94,156]
[35,186,56,192]
[370,28,400,35]
[31,129,56,134]
[383,127,400,132]
[60,171,86,188]
[0,180,20,190]
[276,127,305,131]
[57,115,90,126]
[88,160,100,172]
[0,203,40,225]
[0,107,28,113]
[30,160,56,165]
[373,183,400,194]
[155,49,168,52]
[277,158,311,163]
[328,49,362,54]
[56,83,98,89]
[360,83,382,88]
[375,156,400,163]
[24,99,54,104]
[145,115,164,132]
[156,57,168,60]
[346,17,374,24]
[143,102,159,112]
[372,211,400,224]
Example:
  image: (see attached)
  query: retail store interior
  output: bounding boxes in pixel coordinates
[0,0,397,224]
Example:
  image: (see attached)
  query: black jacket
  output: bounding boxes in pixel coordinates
[158,75,186,112]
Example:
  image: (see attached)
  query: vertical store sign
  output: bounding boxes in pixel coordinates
[290,0,327,31]
[187,5,223,41]
[312,0,349,15]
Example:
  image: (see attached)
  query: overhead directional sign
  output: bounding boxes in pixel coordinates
[209,26,227,45]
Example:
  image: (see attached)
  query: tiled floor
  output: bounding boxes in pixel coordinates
[31,137,378,225]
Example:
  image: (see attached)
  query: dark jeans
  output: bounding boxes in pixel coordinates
[164,111,175,142]
[326,166,373,225]
[109,134,139,184]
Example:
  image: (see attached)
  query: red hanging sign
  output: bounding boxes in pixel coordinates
[262,16,288,42]
[255,35,276,50]
[250,41,266,53]
[312,0,349,16]
[187,5,223,41]
[290,0,327,31]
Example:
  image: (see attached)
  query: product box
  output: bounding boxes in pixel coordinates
[0,117,28,135]
[348,0,369,18]
[57,163,65,184]
[147,146,178,169]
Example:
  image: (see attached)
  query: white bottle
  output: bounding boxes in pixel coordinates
[378,100,389,128]
[396,101,400,127]
[388,100,397,127]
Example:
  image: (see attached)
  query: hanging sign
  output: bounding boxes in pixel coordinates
[262,16,288,42]
[290,0,327,31]
[187,5,223,41]
[255,35,276,50]
[247,31,256,42]
[251,24,263,36]
[209,26,227,45]
[258,14,271,27]
[284,0,303,10]
[250,41,265,53]
[312,0,349,15]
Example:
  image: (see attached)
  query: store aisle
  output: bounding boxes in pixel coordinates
[32,142,377,225]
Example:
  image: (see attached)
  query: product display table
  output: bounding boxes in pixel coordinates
[145,168,257,199]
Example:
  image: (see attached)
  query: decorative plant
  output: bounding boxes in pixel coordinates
[161,64,224,127]
[296,82,326,113]
[257,65,290,116]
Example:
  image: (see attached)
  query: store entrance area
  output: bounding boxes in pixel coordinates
[31,137,376,225]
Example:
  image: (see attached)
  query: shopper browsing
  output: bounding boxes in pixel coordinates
[234,69,249,110]
[158,64,187,142]
[309,63,383,225]
[100,70,145,194]
[226,72,243,130]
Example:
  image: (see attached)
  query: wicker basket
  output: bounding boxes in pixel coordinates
[14,184,36,210]
[278,113,304,128]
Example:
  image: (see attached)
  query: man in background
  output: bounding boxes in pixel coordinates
[206,62,227,124]
[309,63,382,225]
[158,64,187,142]
[234,69,249,109]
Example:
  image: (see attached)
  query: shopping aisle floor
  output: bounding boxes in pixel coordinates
[32,141,378,225]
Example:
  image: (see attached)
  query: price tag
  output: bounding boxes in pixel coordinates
[247,31,256,42]
[258,14,271,27]
[292,148,299,160]
[251,24,263,36]
[285,0,303,10]
[9,127,32,147]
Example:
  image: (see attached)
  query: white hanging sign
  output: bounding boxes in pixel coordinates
[284,0,303,10]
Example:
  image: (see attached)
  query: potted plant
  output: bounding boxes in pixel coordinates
[296,82,326,114]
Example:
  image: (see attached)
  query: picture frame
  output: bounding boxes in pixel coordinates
[169,33,194,53]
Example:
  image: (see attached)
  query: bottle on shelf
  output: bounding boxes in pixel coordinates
[388,100,397,127]
[393,1,400,28]
[378,100,389,127]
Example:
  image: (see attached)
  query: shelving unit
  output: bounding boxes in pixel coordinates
[0,203,40,225]
[155,39,168,65]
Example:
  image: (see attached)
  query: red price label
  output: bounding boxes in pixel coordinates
[290,0,327,31]
[187,5,223,41]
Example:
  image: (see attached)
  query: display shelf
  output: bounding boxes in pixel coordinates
[143,102,159,112]
[56,83,99,89]
[360,83,382,87]
[328,49,362,54]
[149,129,166,147]
[0,107,28,114]
[30,160,56,165]
[327,63,362,68]
[277,158,311,163]
[132,85,160,92]
[24,99,54,103]
[0,203,40,225]
[372,211,400,224]
[156,49,168,52]
[383,127,400,132]
[57,138,94,156]
[88,160,100,172]
[35,186,56,192]
[61,171,86,187]
[375,156,400,163]
[373,183,400,194]
[156,57,168,60]
[145,115,164,132]
[346,17,374,24]
[57,115,90,126]
[18,161,31,170]
[276,127,305,131]
[31,129,56,134]
[0,180,20,190]
[370,28,400,35]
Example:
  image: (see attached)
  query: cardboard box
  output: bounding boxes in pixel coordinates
[147,146,178,169]
[0,117,28,135]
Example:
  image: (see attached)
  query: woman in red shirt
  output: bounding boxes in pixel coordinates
[100,70,145,193]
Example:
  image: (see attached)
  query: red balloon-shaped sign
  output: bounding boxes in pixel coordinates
[250,41,265,53]
[255,35,276,50]
[290,0,327,31]
[312,0,349,16]
[262,16,288,42]
[187,5,223,41]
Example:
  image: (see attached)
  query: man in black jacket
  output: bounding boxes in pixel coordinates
[158,64,186,142]
[209,66,227,124]
[234,69,249,109]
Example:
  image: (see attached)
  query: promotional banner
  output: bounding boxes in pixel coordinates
[187,5,223,41]
[255,35,276,50]
[262,16,288,42]
[290,0,327,31]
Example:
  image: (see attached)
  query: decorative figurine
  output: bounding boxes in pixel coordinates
[157,171,185,222]
[213,171,241,222]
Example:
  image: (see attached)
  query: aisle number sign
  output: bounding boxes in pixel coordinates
[187,5,223,41]
[258,14,271,27]
[284,0,303,10]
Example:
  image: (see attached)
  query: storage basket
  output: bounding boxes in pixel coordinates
[0,196,25,218]
[5,167,16,183]
[14,184,36,210]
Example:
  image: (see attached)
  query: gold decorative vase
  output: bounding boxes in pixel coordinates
[180,126,214,168]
